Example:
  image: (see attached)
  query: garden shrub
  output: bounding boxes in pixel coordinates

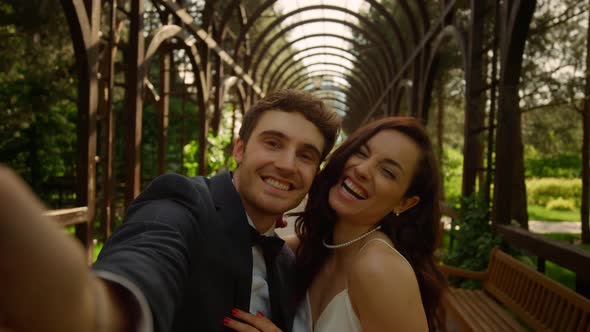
[546,197,576,211]
[526,178,581,208]
[443,194,501,289]
[442,146,463,205]
[525,152,581,178]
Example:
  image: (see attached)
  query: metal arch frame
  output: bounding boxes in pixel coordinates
[145,25,208,106]
[266,46,383,99]
[271,52,380,102]
[60,0,100,258]
[416,1,431,33]
[247,8,398,79]
[217,0,240,39]
[232,0,420,63]
[154,0,263,95]
[143,24,210,174]
[368,0,417,57]
[309,94,348,116]
[311,86,351,114]
[493,0,537,226]
[231,0,276,58]
[289,70,366,110]
[259,34,388,94]
[252,19,392,97]
[259,19,396,89]
[359,0,458,124]
[314,84,367,120]
[420,25,467,121]
[284,65,374,105]
[293,73,363,109]
[311,93,350,113]
[246,5,399,72]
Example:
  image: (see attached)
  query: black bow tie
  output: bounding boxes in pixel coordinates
[249,226,285,265]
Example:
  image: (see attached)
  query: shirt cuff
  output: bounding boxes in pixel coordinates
[93,270,154,332]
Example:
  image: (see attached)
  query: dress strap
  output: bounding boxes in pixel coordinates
[357,238,412,268]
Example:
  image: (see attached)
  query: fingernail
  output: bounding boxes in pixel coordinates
[223,317,231,325]
[257,311,265,317]
[231,308,239,315]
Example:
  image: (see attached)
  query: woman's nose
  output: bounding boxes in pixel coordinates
[353,159,372,180]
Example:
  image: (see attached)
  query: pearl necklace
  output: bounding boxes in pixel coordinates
[322,225,382,249]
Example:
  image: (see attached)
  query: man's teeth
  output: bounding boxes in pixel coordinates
[264,178,290,191]
[343,178,367,199]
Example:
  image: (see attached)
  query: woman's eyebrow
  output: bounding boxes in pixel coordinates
[383,158,405,174]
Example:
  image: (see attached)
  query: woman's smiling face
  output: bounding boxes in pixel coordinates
[328,129,421,224]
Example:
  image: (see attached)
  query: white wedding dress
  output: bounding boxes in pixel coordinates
[292,238,410,332]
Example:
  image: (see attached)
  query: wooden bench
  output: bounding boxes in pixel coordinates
[440,246,590,331]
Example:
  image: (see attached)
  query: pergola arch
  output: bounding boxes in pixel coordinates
[308,82,360,113]
[311,93,351,114]
[283,65,374,105]
[296,73,363,108]
[144,25,208,108]
[289,70,367,110]
[259,34,388,94]
[421,25,467,121]
[243,17,397,93]
[246,5,400,73]
[231,0,420,61]
[247,14,398,86]
[270,51,381,101]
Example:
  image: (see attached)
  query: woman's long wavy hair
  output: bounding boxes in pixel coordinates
[294,116,447,331]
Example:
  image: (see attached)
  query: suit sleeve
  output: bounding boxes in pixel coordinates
[92,173,209,332]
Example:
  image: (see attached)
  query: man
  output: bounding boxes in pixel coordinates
[0,89,340,332]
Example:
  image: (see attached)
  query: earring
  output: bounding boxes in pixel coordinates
[394,210,400,217]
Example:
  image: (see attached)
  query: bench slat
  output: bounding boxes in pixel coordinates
[473,291,527,332]
[443,246,590,332]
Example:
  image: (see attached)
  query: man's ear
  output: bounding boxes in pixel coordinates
[395,195,420,214]
[233,137,244,164]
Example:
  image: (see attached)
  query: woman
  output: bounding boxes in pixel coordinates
[228,117,447,331]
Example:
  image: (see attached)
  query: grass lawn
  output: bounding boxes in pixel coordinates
[545,260,576,290]
[528,205,580,222]
[539,233,590,290]
[93,241,103,262]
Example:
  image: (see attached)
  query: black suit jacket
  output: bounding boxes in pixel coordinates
[93,172,296,332]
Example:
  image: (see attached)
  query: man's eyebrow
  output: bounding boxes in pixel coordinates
[259,130,322,158]
[302,143,322,159]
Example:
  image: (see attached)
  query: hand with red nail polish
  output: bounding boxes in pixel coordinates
[224,308,282,332]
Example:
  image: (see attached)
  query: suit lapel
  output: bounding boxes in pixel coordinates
[274,247,297,332]
[208,172,253,310]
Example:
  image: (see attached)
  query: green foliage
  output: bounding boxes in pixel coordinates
[521,0,585,157]
[546,197,576,211]
[444,194,501,288]
[183,105,237,176]
[442,145,463,205]
[183,140,200,177]
[0,0,78,206]
[526,178,581,208]
[524,150,581,178]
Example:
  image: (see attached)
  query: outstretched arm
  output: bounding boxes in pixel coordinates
[0,166,137,332]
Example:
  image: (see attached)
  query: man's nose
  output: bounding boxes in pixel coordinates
[275,149,297,173]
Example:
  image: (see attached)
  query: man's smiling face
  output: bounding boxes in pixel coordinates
[233,110,325,221]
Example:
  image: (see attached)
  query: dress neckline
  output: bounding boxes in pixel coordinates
[311,289,348,329]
